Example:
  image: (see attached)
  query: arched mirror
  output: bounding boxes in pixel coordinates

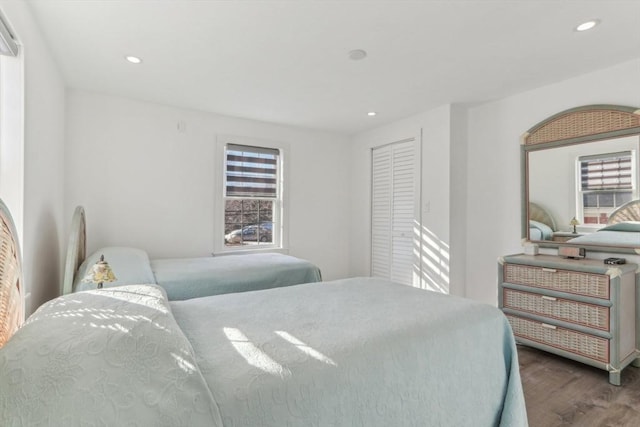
[522,105,640,254]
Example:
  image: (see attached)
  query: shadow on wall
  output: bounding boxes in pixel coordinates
[27,206,60,314]
[413,222,450,294]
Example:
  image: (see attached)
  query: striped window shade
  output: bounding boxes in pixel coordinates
[225,144,280,198]
[580,151,633,191]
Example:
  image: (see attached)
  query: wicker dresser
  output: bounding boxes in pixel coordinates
[498,254,639,385]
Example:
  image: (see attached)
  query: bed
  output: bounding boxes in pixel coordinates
[0,198,529,426]
[528,202,556,241]
[62,206,322,300]
[566,200,640,247]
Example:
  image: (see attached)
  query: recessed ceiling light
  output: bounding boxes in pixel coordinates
[125,55,142,64]
[368,111,377,116]
[575,20,600,32]
[349,49,367,61]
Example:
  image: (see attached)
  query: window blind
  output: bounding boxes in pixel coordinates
[580,151,632,191]
[225,144,279,198]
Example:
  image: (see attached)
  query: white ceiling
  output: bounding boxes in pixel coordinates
[24,0,640,135]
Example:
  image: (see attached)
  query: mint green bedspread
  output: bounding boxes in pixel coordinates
[567,229,640,246]
[1,279,527,426]
[171,277,528,426]
[151,253,322,300]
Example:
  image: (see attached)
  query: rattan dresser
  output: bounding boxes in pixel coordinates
[498,254,639,385]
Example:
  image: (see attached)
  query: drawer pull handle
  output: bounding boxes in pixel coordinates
[541,323,557,330]
[542,268,557,273]
[541,295,557,302]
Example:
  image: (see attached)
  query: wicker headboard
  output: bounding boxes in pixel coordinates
[608,199,640,225]
[0,198,23,347]
[529,202,557,231]
[62,206,87,295]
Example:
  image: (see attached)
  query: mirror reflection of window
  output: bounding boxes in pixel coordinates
[577,151,636,226]
[528,136,639,236]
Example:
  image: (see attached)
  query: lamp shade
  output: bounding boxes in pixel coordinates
[82,254,116,287]
[570,217,580,234]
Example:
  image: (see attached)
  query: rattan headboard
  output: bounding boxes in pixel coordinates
[522,105,640,146]
[529,202,557,231]
[62,206,87,295]
[0,198,23,347]
[608,199,640,225]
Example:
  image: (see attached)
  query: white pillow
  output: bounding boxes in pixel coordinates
[73,246,157,292]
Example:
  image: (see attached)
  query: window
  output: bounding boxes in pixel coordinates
[223,143,281,248]
[577,151,636,225]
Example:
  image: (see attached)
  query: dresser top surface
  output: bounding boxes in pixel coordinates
[501,254,638,275]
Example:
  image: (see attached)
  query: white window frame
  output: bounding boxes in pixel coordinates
[575,150,637,229]
[214,135,289,254]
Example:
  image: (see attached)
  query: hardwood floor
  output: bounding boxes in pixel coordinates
[518,345,640,427]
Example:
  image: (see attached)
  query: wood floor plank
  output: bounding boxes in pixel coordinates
[518,345,640,427]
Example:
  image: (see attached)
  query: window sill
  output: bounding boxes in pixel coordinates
[212,247,289,257]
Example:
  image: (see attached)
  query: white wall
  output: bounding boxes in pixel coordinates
[65,90,351,281]
[449,105,468,297]
[349,104,454,294]
[0,1,66,315]
[466,58,640,306]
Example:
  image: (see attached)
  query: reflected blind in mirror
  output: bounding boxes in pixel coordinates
[580,151,633,191]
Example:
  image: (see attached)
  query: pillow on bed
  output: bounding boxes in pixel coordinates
[0,284,223,426]
[529,220,553,240]
[599,221,640,233]
[73,246,157,292]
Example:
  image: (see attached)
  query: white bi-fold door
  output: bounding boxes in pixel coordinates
[371,138,420,286]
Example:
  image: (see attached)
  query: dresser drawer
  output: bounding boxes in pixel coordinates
[507,314,609,363]
[503,288,610,331]
[503,263,609,299]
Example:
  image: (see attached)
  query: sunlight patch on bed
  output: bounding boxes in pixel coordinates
[112,323,130,333]
[275,331,337,366]
[29,305,172,335]
[90,286,170,314]
[170,351,197,374]
[223,327,290,377]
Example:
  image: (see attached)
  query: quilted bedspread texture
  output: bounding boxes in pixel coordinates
[0,278,527,426]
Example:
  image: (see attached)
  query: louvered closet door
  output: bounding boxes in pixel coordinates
[371,139,419,286]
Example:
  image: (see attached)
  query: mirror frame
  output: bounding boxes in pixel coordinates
[522,104,640,254]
